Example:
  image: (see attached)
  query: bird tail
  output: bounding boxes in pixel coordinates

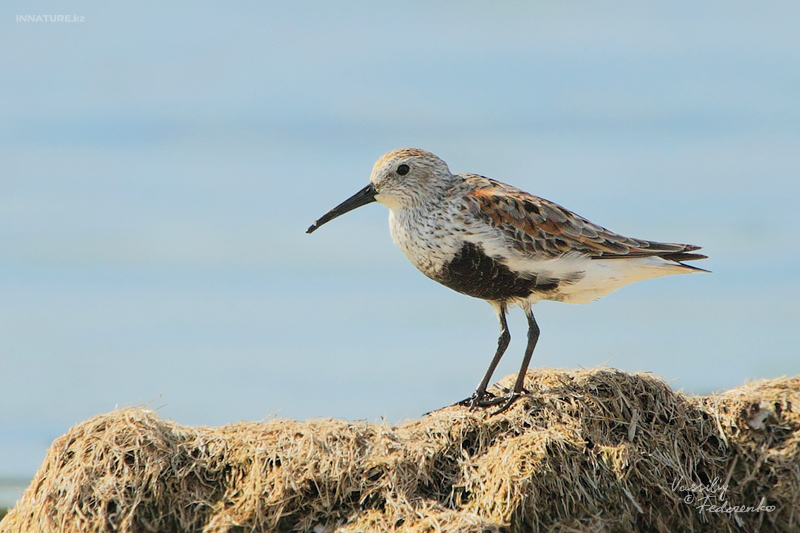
[657,250,709,272]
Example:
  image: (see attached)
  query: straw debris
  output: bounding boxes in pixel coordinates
[2,368,798,532]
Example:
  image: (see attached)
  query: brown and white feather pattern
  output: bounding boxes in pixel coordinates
[364,148,708,305]
[308,148,708,408]
[459,175,706,264]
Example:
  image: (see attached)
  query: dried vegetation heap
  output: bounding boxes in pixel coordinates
[2,368,799,532]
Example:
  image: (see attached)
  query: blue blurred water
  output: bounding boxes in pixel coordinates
[1,1,799,506]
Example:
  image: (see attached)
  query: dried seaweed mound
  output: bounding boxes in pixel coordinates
[2,368,799,532]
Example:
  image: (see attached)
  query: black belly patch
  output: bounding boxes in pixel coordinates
[434,241,560,301]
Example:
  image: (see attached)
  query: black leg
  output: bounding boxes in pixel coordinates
[457,302,510,408]
[494,306,539,414]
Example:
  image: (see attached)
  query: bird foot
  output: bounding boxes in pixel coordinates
[491,391,523,415]
[455,388,527,414]
[455,390,508,410]
[455,392,496,409]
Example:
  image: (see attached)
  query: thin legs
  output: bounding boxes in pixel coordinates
[462,302,511,408]
[458,303,540,413]
[495,305,539,413]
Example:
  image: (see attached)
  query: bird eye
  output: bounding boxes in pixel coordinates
[396,164,410,176]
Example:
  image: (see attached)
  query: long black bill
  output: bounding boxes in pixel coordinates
[306,183,377,234]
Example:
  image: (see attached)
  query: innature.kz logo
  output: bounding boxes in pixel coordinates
[17,15,85,23]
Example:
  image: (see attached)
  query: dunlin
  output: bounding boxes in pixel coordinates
[307,148,707,412]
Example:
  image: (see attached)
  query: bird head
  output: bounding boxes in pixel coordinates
[306,148,452,234]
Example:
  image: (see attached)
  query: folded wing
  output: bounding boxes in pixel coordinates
[462,177,707,265]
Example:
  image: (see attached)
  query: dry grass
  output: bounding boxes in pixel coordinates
[2,368,798,532]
